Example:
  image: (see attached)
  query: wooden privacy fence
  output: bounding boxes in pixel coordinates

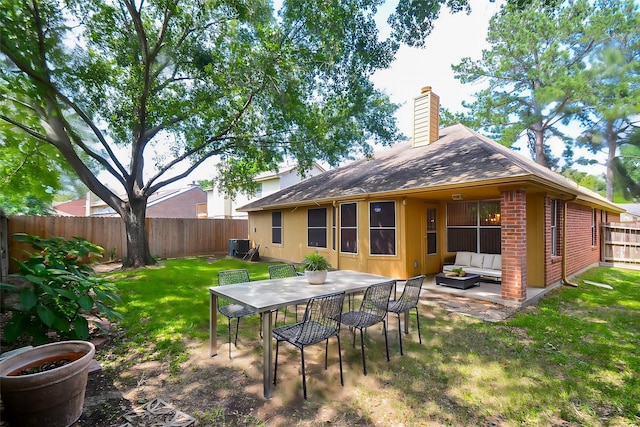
[601,222,640,270]
[6,216,248,273]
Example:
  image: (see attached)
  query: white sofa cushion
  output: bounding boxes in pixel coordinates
[492,255,502,270]
[482,254,495,269]
[454,251,472,266]
[470,267,502,278]
[470,253,484,268]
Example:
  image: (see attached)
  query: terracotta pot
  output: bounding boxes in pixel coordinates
[305,270,328,284]
[0,340,95,427]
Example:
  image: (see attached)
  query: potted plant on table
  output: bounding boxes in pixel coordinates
[301,252,331,284]
[445,267,466,277]
[0,233,123,427]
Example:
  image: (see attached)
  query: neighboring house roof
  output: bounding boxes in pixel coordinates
[617,203,640,218]
[239,124,622,213]
[91,186,206,217]
[53,198,87,216]
[252,162,326,182]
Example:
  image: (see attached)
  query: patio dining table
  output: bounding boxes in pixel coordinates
[209,270,394,398]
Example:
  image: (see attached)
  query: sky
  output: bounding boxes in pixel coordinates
[371,0,503,139]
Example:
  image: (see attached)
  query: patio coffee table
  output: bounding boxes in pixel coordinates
[435,273,481,289]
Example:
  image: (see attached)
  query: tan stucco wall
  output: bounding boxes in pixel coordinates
[247,198,419,279]
[526,193,545,287]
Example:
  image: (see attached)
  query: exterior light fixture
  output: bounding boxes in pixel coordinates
[451,194,464,201]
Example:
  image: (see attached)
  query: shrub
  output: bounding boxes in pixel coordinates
[0,233,123,345]
[301,252,331,271]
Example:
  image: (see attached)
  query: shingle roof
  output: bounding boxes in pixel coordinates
[239,124,621,212]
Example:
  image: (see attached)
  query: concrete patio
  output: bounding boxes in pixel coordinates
[420,274,559,309]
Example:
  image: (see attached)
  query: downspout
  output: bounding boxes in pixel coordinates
[562,198,578,287]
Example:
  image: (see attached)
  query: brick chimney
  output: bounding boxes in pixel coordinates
[413,86,439,147]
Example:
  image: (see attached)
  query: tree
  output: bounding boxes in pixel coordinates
[620,128,640,190]
[614,127,640,201]
[574,0,640,201]
[561,168,606,196]
[452,0,596,167]
[0,126,70,214]
[0,0,473,268]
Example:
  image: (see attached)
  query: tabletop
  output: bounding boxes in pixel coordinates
[209,270,393,313]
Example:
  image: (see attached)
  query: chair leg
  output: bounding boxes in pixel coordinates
[415,307,422,345]
[324,339,329,370]
[396,313,404,355]
[228,318,232,359]
[301,347,308,400]
[336,335,344,386]
[383,320,390,362]
[273,340,280,385]
[359,328,367,376]
[234,318,241,345]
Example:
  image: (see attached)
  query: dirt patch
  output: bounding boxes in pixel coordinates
[75,294,518,426]
[3,287,518,426]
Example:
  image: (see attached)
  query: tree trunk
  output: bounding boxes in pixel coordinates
[605,120,616,201]
[534,128,548,168]
[121,197,156,268]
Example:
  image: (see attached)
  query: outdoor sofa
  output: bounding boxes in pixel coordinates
[442,251,502,280]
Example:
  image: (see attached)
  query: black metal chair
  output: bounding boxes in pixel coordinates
[268,263,302,323]
[217,269,255,358]
[387,275,425,355]
[272,291,346,399]
[340,280,395,375]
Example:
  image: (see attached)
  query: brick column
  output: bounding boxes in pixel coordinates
[501,190,527,302]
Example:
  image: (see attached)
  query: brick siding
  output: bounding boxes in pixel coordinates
[147,188,207,218]
[501,190,527,302]
[565,202,601,276]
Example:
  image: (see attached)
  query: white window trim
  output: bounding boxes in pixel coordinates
[272,211,282,245]
[307,207,328,248]
[369,201,397,256]
[445,200,501,253]
[551,200,558,256]
[339,202,358,255]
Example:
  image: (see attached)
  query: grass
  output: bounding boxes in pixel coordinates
[102,259,640,426]
[103,257,275,373]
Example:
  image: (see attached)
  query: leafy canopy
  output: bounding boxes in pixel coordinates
[0,0,471,266]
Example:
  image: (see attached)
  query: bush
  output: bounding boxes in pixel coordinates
[301,252,331,271]
[0,233,123,345]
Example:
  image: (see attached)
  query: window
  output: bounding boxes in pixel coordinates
[308,208,327,248]
[272,211,282,244]
[332,206,336,251]
[446,200,501,254]
[370,202,396,255]
[592,208,596,246]
[551,200,558,256]
[340,203,357,253]
[427,208,437,254]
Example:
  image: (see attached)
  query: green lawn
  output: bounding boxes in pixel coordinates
[103,259,640,426]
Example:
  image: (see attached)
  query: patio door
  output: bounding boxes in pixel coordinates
[424,206,440,274]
